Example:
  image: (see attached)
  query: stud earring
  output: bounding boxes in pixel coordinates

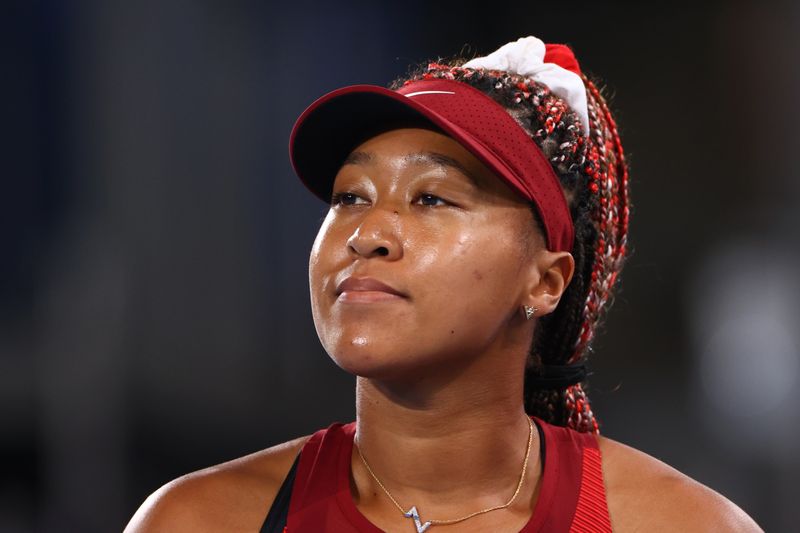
[524,305,538,320]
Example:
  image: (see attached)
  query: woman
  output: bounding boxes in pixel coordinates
[125,37,762,532]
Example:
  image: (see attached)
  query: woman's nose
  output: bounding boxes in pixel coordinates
[346,209,403,260]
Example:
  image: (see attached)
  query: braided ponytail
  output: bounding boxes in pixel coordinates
[391,60,631,434]
[567,77,630,430]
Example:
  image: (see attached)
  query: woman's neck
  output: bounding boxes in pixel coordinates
[353,358,539,508]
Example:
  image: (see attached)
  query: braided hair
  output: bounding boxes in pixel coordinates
[390,58,630,434]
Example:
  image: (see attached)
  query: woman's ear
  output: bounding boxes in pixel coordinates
[523,251,575,316]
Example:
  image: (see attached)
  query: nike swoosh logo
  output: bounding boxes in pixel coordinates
[404,90,456,97]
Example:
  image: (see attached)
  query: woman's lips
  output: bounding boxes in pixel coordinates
[336,276,407,303]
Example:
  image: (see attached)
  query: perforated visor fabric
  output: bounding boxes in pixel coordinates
[289,79,574,252]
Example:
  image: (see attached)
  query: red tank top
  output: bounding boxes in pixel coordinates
[285,416,612,532]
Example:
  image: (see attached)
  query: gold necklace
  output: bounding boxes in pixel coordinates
[354,417,535,533]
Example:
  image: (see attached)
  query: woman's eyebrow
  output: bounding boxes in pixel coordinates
[341,150,482,187]
[402,151,482,187]
[342,151,373,166]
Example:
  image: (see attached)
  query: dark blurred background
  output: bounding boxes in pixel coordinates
[3,1,799,531]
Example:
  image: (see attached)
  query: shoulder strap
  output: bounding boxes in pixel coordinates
[570,434,612,532]
[260,453,300,533]
[287,423,346,518]
[523,417,612,532]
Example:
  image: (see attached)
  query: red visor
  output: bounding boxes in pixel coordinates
[289,78,574,252]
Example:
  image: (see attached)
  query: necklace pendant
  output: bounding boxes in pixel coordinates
[404,506,433,532]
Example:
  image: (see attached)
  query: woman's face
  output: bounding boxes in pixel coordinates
[308,127,548,380]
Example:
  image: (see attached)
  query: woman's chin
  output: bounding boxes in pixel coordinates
[326,344,428,381]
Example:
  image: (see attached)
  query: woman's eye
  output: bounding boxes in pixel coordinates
[417,194,447,207]
[331,192,367,206]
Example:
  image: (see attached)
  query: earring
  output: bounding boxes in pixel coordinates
[524,305,538,320]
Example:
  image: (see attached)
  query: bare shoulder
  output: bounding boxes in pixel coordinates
[123,435,310,533]
[597,435,763,532]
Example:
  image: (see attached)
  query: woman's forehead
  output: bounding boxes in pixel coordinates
[342,148,482,189]
[338,128,517,198]
[347,127,473,161]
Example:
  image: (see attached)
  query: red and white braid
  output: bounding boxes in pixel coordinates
[565,77,630,434]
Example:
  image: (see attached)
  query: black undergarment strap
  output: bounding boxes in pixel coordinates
[260,453,300,533]
[527,363,588,389]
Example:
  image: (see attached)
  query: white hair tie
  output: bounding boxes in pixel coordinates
[463,36,590,136]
